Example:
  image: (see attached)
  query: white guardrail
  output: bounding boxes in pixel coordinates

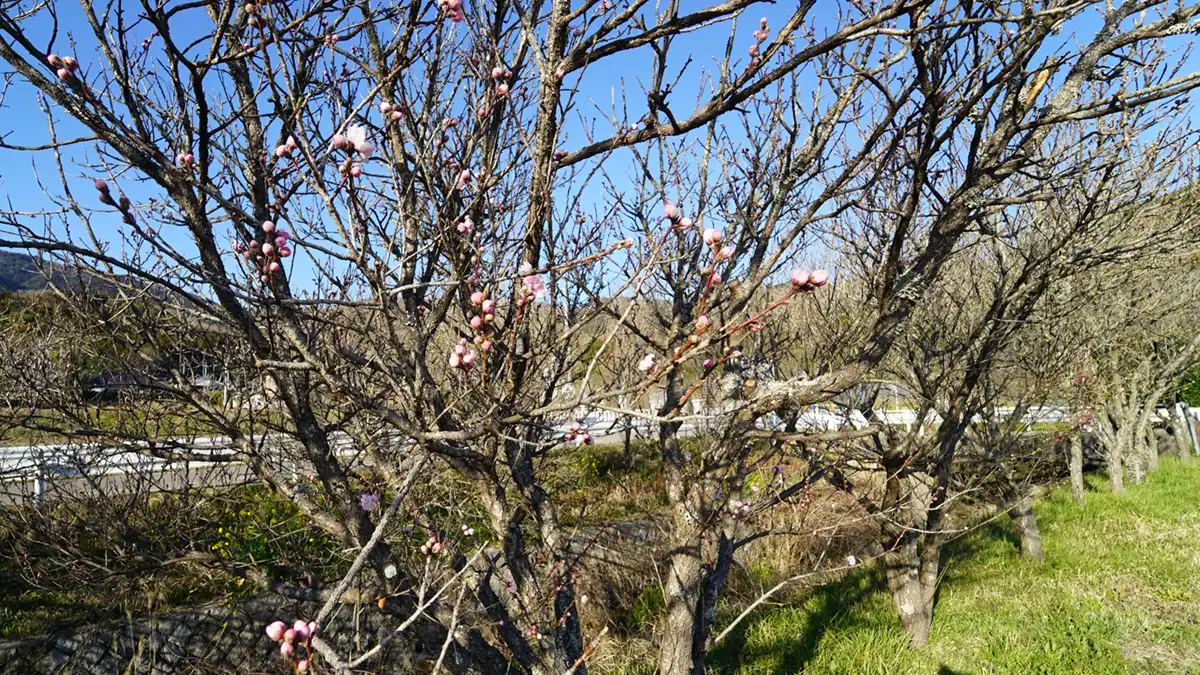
[3,406,1196,502]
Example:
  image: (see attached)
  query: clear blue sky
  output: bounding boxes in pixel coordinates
[1,3,1197,291]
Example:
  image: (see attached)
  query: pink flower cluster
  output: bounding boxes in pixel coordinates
[177,151,196,166]
[518,262,546,304]
[47,53,80,82]
[748,18,770,67]
[95,181,137,226]
[239,220,293,283]
[456,168,474,191]
[491,65,514,96]
[330,125,374,175]
[438,0,465,22]
[789,268,829,290]
[664,201,694,230]
[467,291,495,351]
[380,101,403,123]
[729,498,752,519]
[448,338,477,370]
[274,135,299,159]
[264,619,316,672]
[421,534,444,555]
[564,422,594,446]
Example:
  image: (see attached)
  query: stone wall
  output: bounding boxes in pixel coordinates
[0,594,409,674]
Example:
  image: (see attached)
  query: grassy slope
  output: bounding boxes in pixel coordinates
[705,459,1200,675]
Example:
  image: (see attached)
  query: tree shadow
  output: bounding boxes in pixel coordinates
[938,665,975,675]
[708,566,884,674]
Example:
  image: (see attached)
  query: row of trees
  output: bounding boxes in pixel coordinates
[2,1,1199,673]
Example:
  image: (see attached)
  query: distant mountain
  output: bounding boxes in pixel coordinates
[0,251,120,295]
[0,251,59,292]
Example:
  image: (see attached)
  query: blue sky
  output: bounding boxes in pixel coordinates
[1,2,1197,292]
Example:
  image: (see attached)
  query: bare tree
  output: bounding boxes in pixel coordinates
[2,0,1200,672]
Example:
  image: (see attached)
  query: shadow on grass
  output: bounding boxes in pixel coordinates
[708,511,1043,673]
[708,565,885,674]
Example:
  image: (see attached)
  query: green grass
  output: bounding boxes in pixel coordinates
[706,459,1200,675]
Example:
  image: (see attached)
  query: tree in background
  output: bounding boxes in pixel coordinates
[2,1,1200,672]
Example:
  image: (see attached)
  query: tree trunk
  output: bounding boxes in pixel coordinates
[1108,428,1126,494]
[885,532,934,647]
[1006,492,1043,562]
[1145,424,1159,473]
[1069,436,1086,503]
[1171,404,1194,463]
[1128,416,1147,484]
[881,463,936,647]
[658,538,702,675]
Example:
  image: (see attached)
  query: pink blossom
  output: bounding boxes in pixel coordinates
[286,136,297,151]
[638,354,656,372]
[470,315,483,329]
[523,273,547,299]
[448,352,461,368]
[457,215,474,233]
[278,246,292,257]
[292,620,310,641]
[480,339,493,351]
[809,269,829,286]
[279,642,294,658]
[268,261,281,272]
[350,164,362,178]
[461,350,476,366]
[790,268,810,287]
[456,168,473,190]
[56,68,72,81]
[664,202,680,221]
[380,101,394,114]
[265,621,287,642]
[307,621,318,635]
[262,220,275,233]
[696,314,710,331]
[346,125,374,159]
[702,228,723,245]
[470,291,485,305]
[716,245,734,261]
[263,243,275,256]
[481,299,495,313]
[63,56,79,71]
[283,628,296,643]
[496,83,509,96]
[296,660,310,673]
[47,54,64,68]
[330,133,348,150]
[678,217,694,230]
[274,144,290,158]
[491,66,506,79]
[703,359,714,368]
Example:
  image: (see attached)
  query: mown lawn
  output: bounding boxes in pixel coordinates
[706,459,1200,675]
